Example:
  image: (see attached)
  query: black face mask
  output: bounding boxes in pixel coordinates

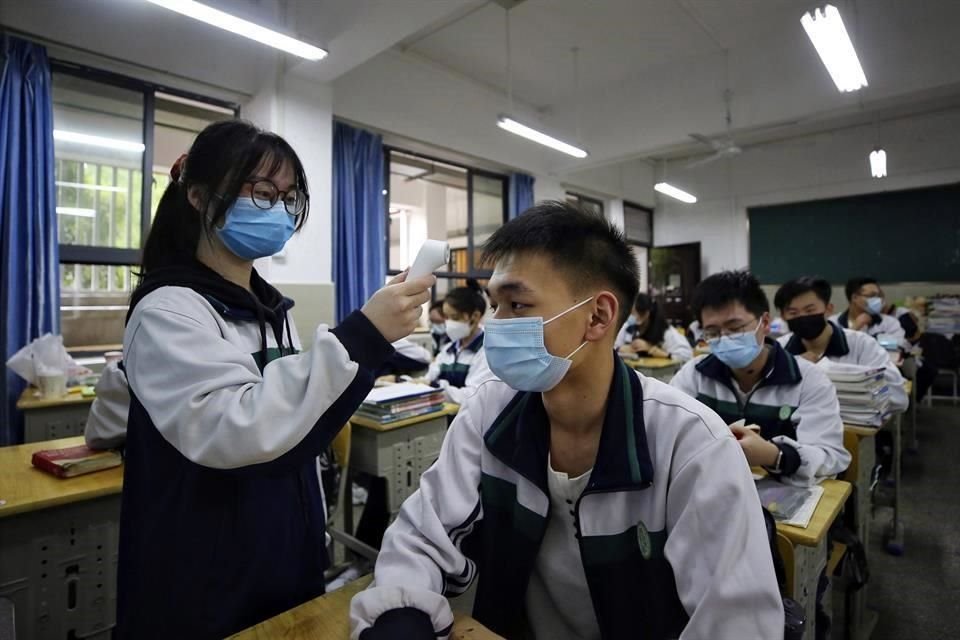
[787,313,827,340]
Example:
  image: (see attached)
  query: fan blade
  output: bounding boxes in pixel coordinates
[684,153,726,169]
[688,133,723,150]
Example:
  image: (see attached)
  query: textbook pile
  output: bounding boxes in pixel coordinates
[823,363,890,427]
[356,383,445,425]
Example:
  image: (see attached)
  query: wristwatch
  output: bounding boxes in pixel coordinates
[764,446,784,474]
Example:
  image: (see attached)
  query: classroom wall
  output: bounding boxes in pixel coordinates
[652,108,960,286]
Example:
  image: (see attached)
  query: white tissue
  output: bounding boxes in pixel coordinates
[5,333,83,386]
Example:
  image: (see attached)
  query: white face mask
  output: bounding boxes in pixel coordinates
[445,319,473,342]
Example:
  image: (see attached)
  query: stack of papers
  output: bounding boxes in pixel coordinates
[755,478,824,528]
[356,383,445,424]
[821,363,891,426]
[928,297,960,336]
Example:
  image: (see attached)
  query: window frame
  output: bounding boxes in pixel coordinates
[622,200,654,248]
[383,146,509,280]
[51,59,240,266]
[565,191,605,216]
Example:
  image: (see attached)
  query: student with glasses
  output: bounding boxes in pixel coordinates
[833,277,907,348]
[670,270,850,487]
[112,120,435,638]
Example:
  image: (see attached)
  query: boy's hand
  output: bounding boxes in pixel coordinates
[853,312,873,331]
[731,426,779,467]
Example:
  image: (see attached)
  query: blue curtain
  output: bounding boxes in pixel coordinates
[0,36,59,445]
[508,172,535,219]
[332,121,385,324]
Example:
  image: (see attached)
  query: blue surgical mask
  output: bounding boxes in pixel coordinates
[484,297,593,392]
[865,296,884,315]
[708,322,764,370]
[216,199,295,260]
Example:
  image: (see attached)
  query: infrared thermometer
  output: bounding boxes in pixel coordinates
[408,240,450,279]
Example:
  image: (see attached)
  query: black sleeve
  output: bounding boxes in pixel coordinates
[359,608,437,640]
[899,314,919,340]
[773,441,802,477]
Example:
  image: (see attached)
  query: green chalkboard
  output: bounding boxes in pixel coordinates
[748,183,960,284]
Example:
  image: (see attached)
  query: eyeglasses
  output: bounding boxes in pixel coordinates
[244,179,308,218]
[702,320,759,342]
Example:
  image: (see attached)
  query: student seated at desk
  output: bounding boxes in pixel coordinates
[774,276,908,413]
[670,270,850,487]
[615,293,693,362]
[423,284,496,404]
[84,361,129,450]
[832,277,907,347]
[428,300,449,353]
[351,202,783,640]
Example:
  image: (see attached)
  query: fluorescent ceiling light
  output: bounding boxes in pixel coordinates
[56,207,96,218]
[654,182,697,204]
[53,130,145,153]
[870,148,887,178]
[146,0,327,61]
[497,116,588,158]
[801,4,868,92]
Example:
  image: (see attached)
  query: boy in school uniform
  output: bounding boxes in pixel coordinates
[774,276,908,413]
[671,271,850,487]
[350,202,783,639]
[832,277,907,347]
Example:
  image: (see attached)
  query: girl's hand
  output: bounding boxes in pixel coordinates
[362,271,435,342]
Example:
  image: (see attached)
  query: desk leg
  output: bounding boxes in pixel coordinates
[794,539,827,640]
[884,415,905,556]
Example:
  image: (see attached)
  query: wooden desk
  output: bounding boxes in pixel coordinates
[231,575,502,639]
[774,479,852,640]
[622,357,684,382]
[16,388,95,443]
[0,436,121,640]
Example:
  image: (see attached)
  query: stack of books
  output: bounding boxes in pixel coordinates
[822,363,890,426]
[356,383,445,425]
[928,296,960,336]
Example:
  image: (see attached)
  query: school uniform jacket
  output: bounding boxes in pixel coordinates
[778,321,908,413]
[117,264,393,639]
[670,340,850,487]
[350,357,784,639]
[426,332,496,405]
[84,361,129,450]
[614,324,693,362]
[832,310,908,349]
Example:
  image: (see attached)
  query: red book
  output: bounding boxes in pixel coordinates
[31,445,122,478]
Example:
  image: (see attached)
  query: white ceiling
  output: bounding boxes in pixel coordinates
[356,0,960,172]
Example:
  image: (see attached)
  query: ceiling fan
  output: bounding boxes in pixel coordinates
[685,89,743,169]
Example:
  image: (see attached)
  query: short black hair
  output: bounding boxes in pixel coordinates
[482,201,640,325]
[444,287,486,316]
[429,300,444,313]
[845,276,879,301]
[774,276,832,311]
[692,270,769,323]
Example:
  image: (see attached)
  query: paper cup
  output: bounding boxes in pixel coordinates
[104,351,123,365]
[38,374,67,399]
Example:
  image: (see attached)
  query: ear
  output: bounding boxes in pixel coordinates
[584,291,619,342]
[470,311,483,325]
[826,302,835,316]
[758,311,772,338]
[187,185,207,213]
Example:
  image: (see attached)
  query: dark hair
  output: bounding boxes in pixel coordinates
[444,287,486,316]
[774,276,832,311]
[692,270,769,323]
[429,300,445,313]
[481,201,640,325]
[632,293,668,344]
[845,276,879,301]
[141,120,309,273]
